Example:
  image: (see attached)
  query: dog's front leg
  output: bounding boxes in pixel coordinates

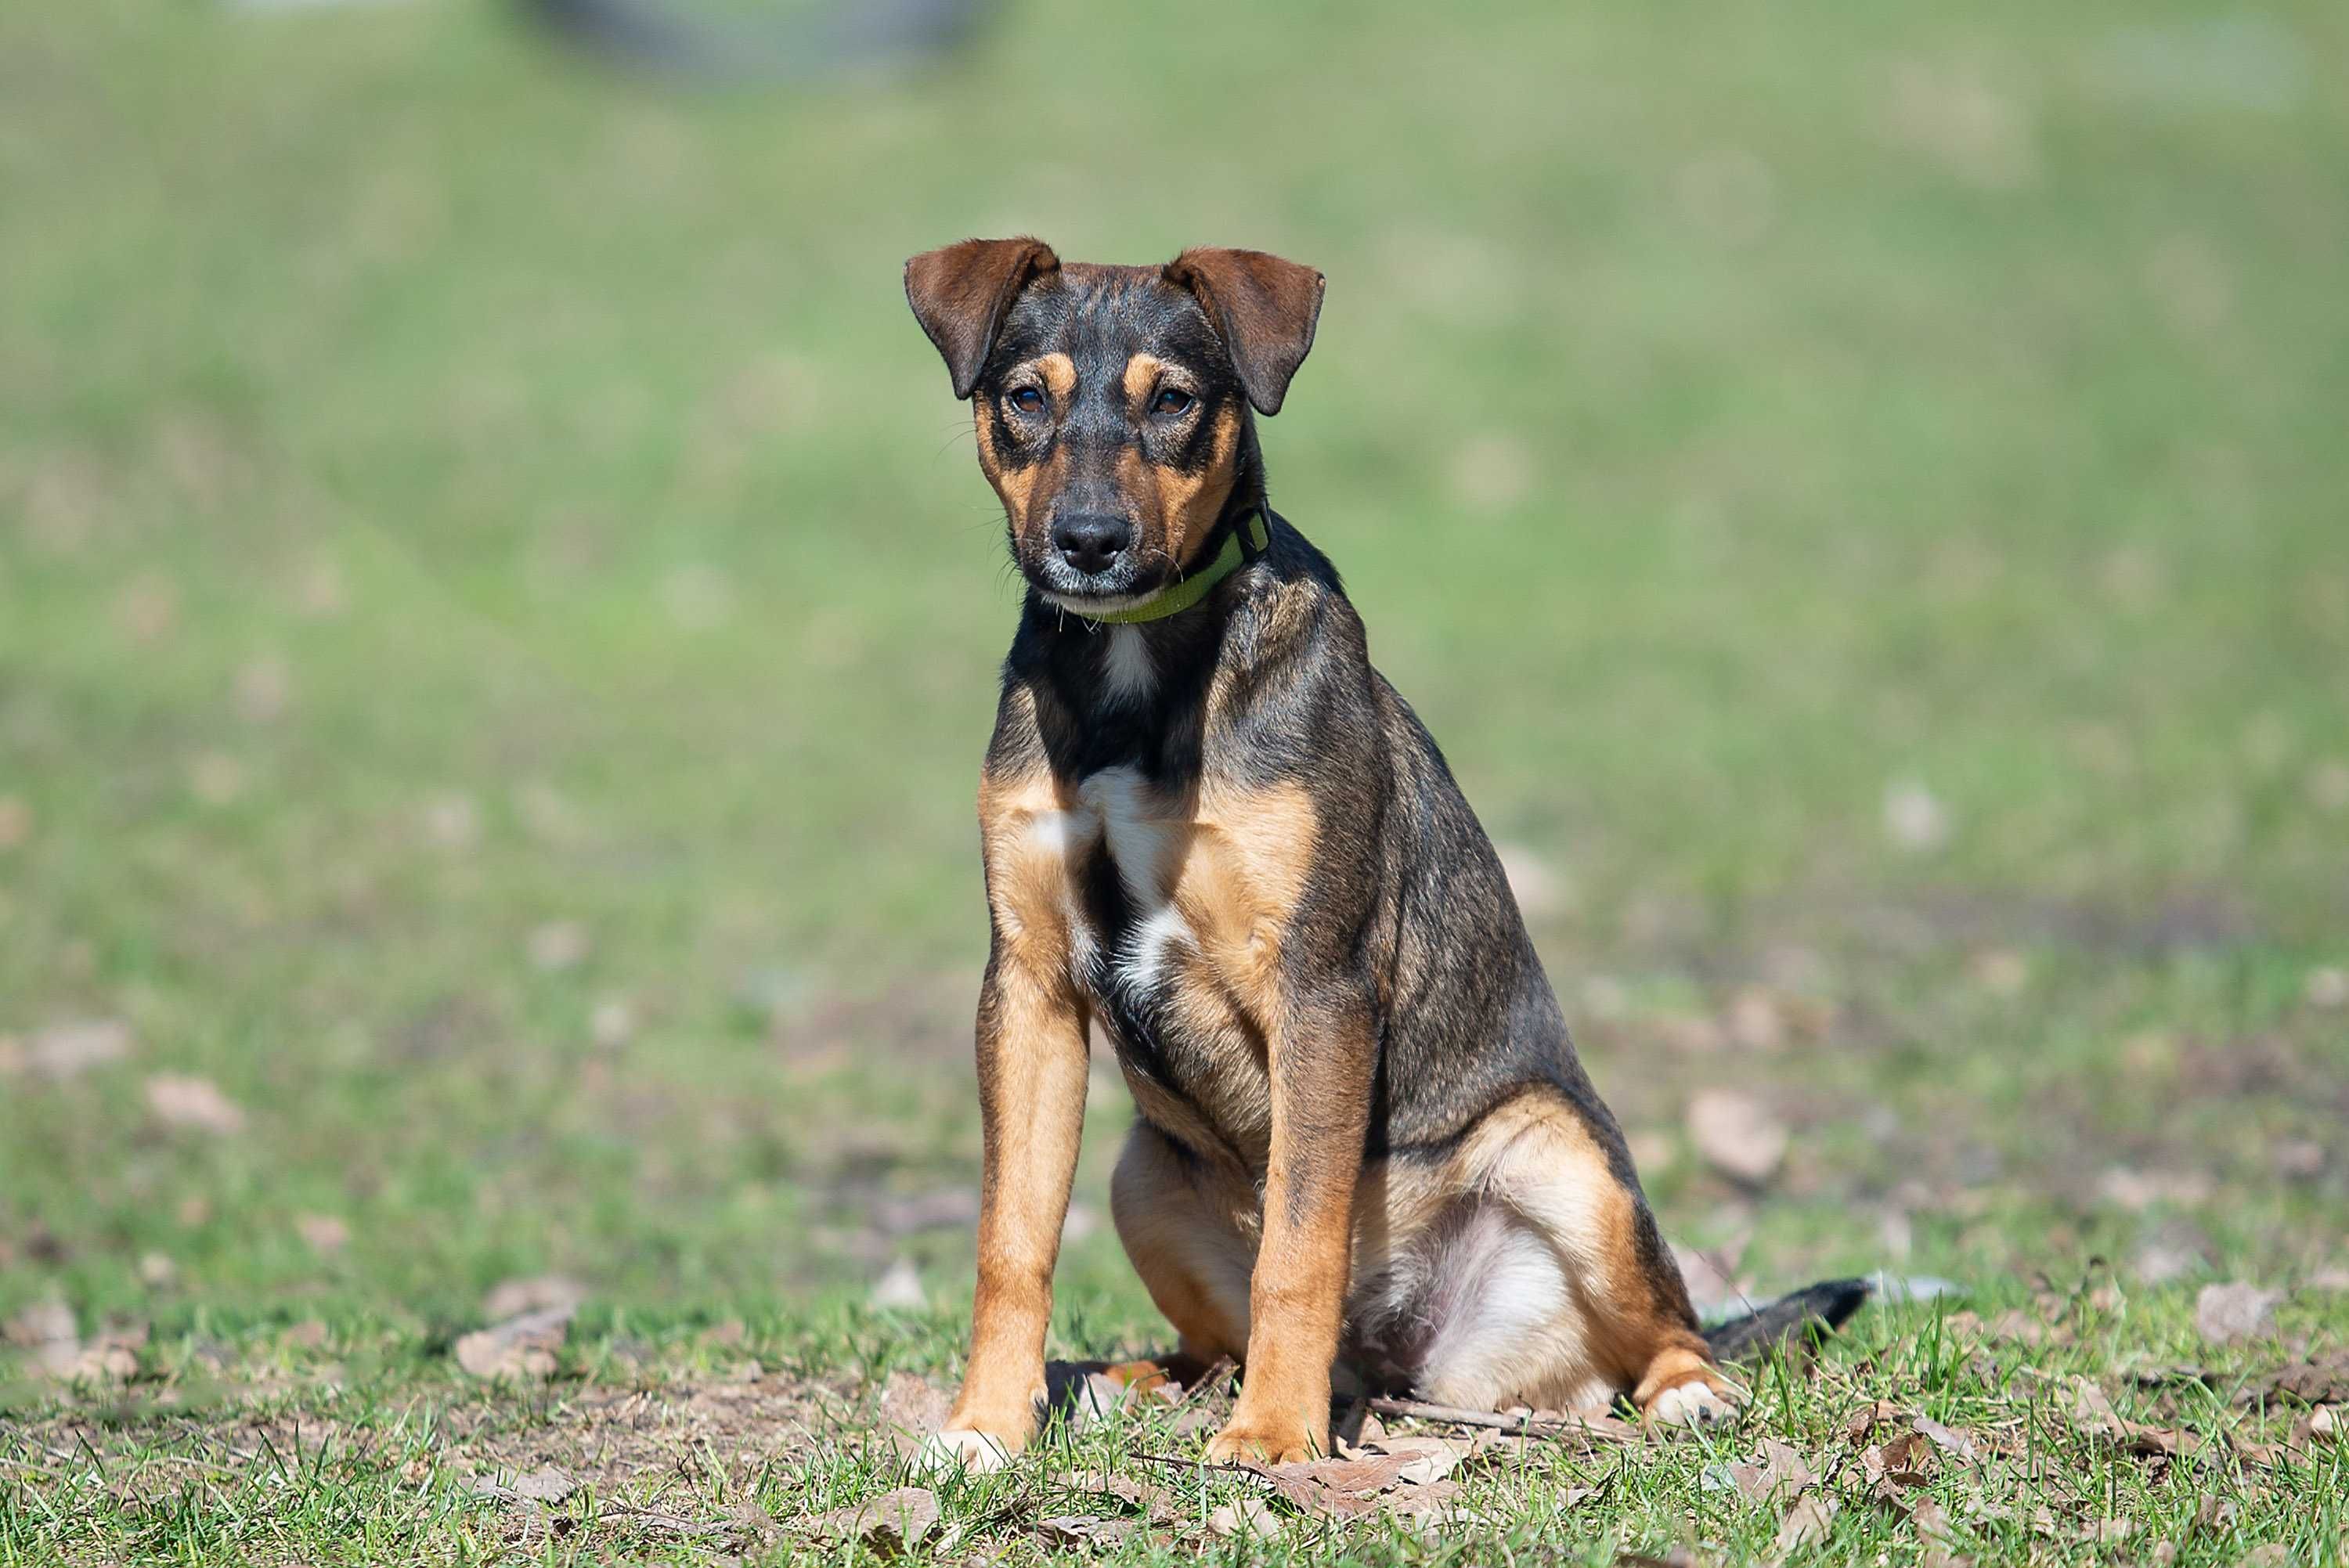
[922,950,1090,1473]
[1205,986,1374,1465]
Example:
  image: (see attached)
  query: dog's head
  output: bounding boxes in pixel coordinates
[907,239,1323,611]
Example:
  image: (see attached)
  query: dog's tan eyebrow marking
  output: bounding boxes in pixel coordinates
[1030,352,1076,398]
[1121,353,1166,409]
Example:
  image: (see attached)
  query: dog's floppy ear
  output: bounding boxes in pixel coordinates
[904,237,1060,400]
[1163,247,1326,416]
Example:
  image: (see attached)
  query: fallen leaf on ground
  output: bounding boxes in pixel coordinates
[869,1257,926,1310]
[1248,1451,1416,1519]
[2062,1376,2203,1458]
[510,1465,577,1504]
[2064,1377,2123,1436]
[2196,1281,2279,1344]
[1365,1433,1475,1486]
[1069,1371,1133,1427]
[4,1299,76,1350]
[1862,1429,1936,1493]
[818,1487,938,1555]
[1846,1399,1905,1445]
[296,1213,349,1253]
[13,1020,135,1080]
[454,1303,572,1380]
[1912,1414,1978,1463]
[526,920,591,971]
[1687,1090,1788,1184]
[1207,1496,1280,1540]
[144,1074,246,1134]
[7,1303,142,1382]
[1883,780,1950,851]
[1727,1437,1816,1504]
[2268,1356,2349,1406]
[1774,1493,1839,1555]
[482,1275,587,1318]
[1037,1514,1133,1548]
[1980,1309,2047,1346]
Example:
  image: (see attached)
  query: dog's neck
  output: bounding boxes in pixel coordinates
[1013,482,1273,780]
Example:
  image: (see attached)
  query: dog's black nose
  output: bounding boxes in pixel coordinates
[1050,513,1132,575]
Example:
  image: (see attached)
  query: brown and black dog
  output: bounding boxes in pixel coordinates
[904,238,1861,1469]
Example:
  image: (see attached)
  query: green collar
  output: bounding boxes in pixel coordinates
[1071,511,1270,625]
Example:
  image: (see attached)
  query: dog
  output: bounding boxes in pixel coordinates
[903,238,1861,1469]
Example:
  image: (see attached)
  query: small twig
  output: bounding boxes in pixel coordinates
[1167,1357,1238,1413]
[1126,1449,1264,1480]
[1365,1397,1633,1443]
[609,1507,732,1537]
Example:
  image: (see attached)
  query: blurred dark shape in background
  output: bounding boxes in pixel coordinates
[525,0,991,84]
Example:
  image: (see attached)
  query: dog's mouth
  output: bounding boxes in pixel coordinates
[1026,553,1164,611]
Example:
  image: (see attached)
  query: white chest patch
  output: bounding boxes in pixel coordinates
[1100,626,1156,704]
[1068,766,1193,996]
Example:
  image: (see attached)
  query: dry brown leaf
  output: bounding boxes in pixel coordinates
[16,1020,134,1080]
[1686,1090,1788,1184]
[1846,1398,1905,1445]
[2064,1376,2121,1433]
[1246,1449,1436,1520]
[821,1487,938,1555]
[4,1299,75,1350]
[869,1258,927,1311]
[2269,1356,2349,1406]
[1368,1433,1475,1486]
[526,920,591,971]
[1773,1493,1839,1556]
[1728,1436,1816,1504]
[1912,1414,1978,1462]
[1864,1429,1937,1491]
[1207,1496,1280,1540]
[1268,1451,1416,1497]
[1982,1309,2047,1346]
[144,1073,246,1135]
[482,1275,587,1318]
[1036,1514,1134,1548]
[296,1213,349,1253]
[454,1303,572,1380]
[509,1465,578,1504]
[1066,1371,1132,1428]
[1056,1470,1178,1525]
[2196,1281,2280,1345]
[2062,1376,2202,1458]
[876,1370,954,1455]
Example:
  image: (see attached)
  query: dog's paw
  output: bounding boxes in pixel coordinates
[1645,1379,1741,1429]
[913,1426,1020,1474]
[1203,1420,1319,1466]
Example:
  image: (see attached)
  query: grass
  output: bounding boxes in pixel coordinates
[2,0,2347,1559]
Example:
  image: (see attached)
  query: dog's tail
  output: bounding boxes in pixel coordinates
[1701,1278,1872,1363]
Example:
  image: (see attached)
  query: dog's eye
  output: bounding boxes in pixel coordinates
[1009,386,1045,415]
[1152,387,1195,417]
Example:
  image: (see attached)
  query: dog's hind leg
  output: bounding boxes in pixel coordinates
[1110,1121,1257,1366]
[1441,1090,1741,1426]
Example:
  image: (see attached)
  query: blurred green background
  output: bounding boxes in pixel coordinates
[2,0,2345,1337]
